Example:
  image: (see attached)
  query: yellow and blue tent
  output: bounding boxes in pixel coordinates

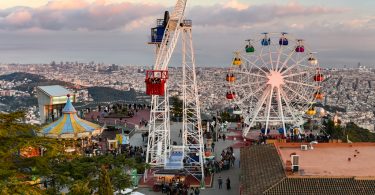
[42,96,102,139]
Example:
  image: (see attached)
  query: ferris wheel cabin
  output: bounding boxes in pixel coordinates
[314,73,324,82]
[226,92,236,100]
[245,45,255,53]
[145,70,168,96]
[233,58,242,66]
[226,74,236,82]
[295,39,305,52]
[306,108,317,116]
[314,92,324,101]
[308,57,318,65]
[245,40,255,53]
[279,33,289,46]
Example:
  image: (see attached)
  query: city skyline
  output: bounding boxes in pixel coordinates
[0,0,374,67]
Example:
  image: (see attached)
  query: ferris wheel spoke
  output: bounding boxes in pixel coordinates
[240,54,268,75]
[232,70,268,79]
[268,43,274,70]
[283,71,309,79]
[236,83,267,105]
[275,45,284,71]
[284,79,317,89]
[277,87,287,136]
[279,88,298,122]
[243,85,271,137]
[277,50,295,73]
[235,81,265,87]
[259,46,272,73]
[264,86,274,135]
[282,84,312,103]
[281,55,310,76]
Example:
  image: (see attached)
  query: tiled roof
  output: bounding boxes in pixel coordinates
[241,144,375,195]
[264,177,375,195]
[240,144,286,195]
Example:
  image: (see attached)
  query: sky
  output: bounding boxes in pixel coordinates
[0,0,374,68]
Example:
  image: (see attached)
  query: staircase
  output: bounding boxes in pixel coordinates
[165,146,184,170]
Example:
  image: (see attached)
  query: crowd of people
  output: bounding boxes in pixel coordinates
[160,181,201,195]
[256,131,331,144]
[121,145,146,161]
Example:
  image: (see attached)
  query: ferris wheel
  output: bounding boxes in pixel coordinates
[226,32,324,137]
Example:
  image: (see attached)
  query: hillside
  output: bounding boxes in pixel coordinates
[0,72,74,93]
[0,72,140,111]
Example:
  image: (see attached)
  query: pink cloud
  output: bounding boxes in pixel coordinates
[190,2,349,27]
[222,0,249,11]
[45,0,89,10]
[0,0,349,31]
[0,0,164,31]
[5,10,32,25]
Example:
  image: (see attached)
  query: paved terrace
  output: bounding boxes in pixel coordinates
[276,142,375,177]
[84,109,150,130]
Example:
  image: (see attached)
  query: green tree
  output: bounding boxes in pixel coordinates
[0,111,146,194]
[98,165,113,195]
[0,111,69,194]
[69,181,91,195]
[343,122,375,142]
[171,96,183,118]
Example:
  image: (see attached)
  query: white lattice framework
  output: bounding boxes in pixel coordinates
[145,0,205,183]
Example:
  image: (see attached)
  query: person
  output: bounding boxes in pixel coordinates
[218,176,223,189]
[194,187,200,195]
[179,129,182,137]
[189,187,194,195]
[162,182,167,193]
[226,177,231,190]
[223,134,226,142]
[231,155,236,167]
[211,142,215,152]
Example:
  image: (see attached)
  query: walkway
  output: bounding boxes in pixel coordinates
[136,122,243,195]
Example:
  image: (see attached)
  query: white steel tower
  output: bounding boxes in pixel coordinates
[145,0,205,185]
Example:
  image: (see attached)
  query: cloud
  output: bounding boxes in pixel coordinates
[189,2,348,27]
[46,0,89,10]
[222,0,249,11]
[0,0,163,31]
[5,9,32,25]
[0,0,349,32]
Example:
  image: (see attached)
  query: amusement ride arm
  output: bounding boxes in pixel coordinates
[154,0,187,71]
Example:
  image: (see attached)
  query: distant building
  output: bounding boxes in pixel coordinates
[36,85,75,124]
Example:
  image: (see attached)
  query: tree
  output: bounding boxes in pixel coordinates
[0,111,67,194]
[171,96,183,118]
[0,112,146,194]
[343,122,375,142]
[69,181,91,195]
[98,165,113,195]
[323,119,375,142]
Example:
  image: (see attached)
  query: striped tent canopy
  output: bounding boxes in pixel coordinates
[42,95,102,139]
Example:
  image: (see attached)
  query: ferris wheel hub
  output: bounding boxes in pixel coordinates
[267,70,285,87]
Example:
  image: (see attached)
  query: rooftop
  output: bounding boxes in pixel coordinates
[276,142,375,177]
[240,143,375,195]
[37,85,70,97]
